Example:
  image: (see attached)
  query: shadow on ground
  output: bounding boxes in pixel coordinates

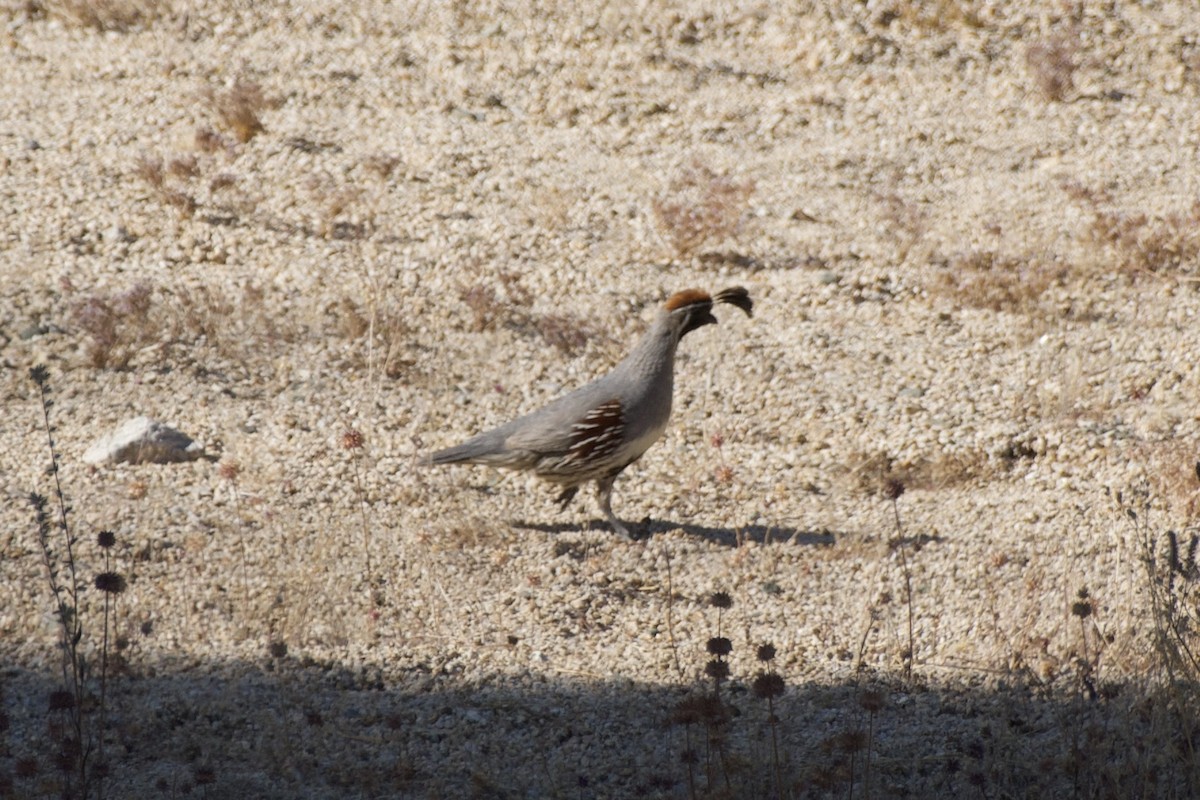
[511,518,839,547]
[3,655,1196,799]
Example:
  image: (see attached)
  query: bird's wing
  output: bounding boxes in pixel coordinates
[504,396,626,467]
[559,398,625,467]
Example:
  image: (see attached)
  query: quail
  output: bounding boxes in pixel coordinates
[425,286,753,539]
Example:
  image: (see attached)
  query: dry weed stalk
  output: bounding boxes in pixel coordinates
[28,366,127,798]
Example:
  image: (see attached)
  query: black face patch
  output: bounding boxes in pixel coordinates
[680,307,717,336]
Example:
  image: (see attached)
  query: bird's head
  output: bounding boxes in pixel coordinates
[663,286,754,338]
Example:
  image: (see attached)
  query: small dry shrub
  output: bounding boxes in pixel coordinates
[133,154,165,189]
[303,177,369,239]
[336,297,417,379]
[160,188,197,216]
[194,126,230,154]
[1090,203,1200,277]
[877,192,929,262]
[1113,486,1200,687]
[846,449,995,496]
[875,0,983,30]
[931,250,1065,313]
[133,152,198,217]
[70,281,290,370]
[456,275,602,356]
[364,154,402,179]
[209,173,237,192]
[167,155,200,179]
[459,285,505,333]
[1065,183,1200,277]
[41,0,164,31]
[71,282,154,368]
[1025,35,1078,101]
[1135,442,1200,521]
[457,272,532,332]
[206,80,271,144]
[653,161,754,258]
[534,313,598,355]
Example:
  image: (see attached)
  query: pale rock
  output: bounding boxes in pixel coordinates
[83,416,204,465]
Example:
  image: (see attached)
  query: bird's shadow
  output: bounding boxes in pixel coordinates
[510,517,838,548]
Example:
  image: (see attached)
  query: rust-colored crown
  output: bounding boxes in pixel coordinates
[663,289,712,311]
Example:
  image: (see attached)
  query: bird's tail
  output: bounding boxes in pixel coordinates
[424,430,518,467]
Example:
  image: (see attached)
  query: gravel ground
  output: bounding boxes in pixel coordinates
[3,1,1200,798]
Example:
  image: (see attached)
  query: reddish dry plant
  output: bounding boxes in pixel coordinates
[1064,183,1200,277]
[1089,202,1200,276]
[534,313,595,355]
[653,161,755,258]
[1025,35,1078,101]
[932,250,1065,314]
[71,282,155,368]
[457,276,597,355]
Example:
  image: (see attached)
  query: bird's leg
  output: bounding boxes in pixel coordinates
[595,473,632,539]
[556,485,579,511]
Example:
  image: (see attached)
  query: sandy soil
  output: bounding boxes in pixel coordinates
[3,1,1200,797]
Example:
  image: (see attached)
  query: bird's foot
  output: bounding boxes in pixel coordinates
[555,486,579,511]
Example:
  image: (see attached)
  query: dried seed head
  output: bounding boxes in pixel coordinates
[30,364,50,386]
[859,689,885,713]
[48,690,75,711]
[706,636,732,657]
[670,697,704,726]
[752,672,786,699]
[710,431,724,449]
[884,478,906,500]
[835,730,868,754]
[756,643,777,662]
[709,591,733,610]
[97,529,116,549]
[94,572,127,594]
[218,460,241,482]
[341,428,365,450]
[704,659,730,681]
[53,747,77,773]
[1071,599,1093,618]
[268,641,288,659]
[193,765,216,786]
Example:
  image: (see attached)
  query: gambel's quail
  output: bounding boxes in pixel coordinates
[426,286,753,538]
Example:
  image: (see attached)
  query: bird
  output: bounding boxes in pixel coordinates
[425,286,753,539]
